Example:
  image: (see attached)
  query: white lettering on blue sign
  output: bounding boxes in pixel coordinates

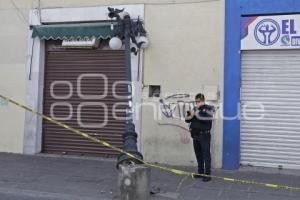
[291,36,300,46]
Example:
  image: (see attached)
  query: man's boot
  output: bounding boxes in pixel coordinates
[202,174,211,182]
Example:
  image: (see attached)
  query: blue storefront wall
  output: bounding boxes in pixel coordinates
[223,0,300,170]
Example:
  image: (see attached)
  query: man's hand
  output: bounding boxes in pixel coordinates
[185,111,195,121]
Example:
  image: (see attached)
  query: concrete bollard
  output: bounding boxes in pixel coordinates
[118,164,151,200]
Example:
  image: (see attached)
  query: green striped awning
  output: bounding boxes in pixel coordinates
[32,23,116,40]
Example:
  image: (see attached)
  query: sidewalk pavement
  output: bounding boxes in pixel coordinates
[0,153,299,200]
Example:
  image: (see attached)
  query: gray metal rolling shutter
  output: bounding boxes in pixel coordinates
[241,50,300,169]
[42,41,126,157]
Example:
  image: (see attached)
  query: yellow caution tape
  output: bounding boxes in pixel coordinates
[0,93,300,192]
[265,184,279,189]
[223,178,235,182]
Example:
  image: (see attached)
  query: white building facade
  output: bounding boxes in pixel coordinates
[0,0,224,168]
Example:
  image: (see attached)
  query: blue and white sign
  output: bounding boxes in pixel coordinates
[241,15,300,50]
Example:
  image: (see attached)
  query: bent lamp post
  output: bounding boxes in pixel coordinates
[107,7,149,167]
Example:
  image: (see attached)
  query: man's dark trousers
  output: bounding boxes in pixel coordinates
[192,130,211,176]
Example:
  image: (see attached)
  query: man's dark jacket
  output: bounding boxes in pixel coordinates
[185,104,214,131]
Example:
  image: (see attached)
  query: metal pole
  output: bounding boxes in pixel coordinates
[124,14,133,122]
[107,8,150,199]
[117,14,143,167]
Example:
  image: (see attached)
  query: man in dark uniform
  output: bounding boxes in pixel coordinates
[185,93,214,182]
